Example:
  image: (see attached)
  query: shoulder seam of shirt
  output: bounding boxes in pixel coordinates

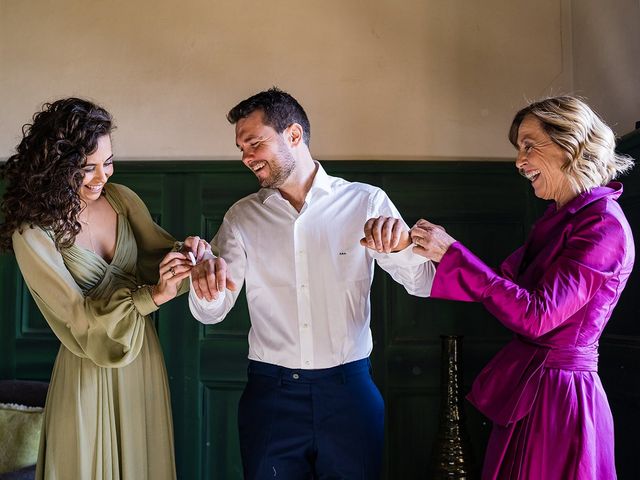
[226,192,263,215]
[364,184,385,218]
[220,209,246,252]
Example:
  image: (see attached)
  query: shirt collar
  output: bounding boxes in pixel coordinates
[309,162,333,195]
[257,188,279,204]
[257,161,333,205]
[548,181,623,215]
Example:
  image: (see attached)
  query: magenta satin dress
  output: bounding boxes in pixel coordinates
[430,182,634,479]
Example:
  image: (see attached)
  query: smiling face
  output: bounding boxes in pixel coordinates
[515,115,578,207]
[79,134,114,205]
[235,110,296,189]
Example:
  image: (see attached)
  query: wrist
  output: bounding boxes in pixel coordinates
[392,237,412,253]
[150,284,167,306]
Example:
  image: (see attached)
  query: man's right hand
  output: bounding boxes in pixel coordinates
[191,254,238,301]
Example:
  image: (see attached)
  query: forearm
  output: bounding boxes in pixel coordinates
[432,242,610,339]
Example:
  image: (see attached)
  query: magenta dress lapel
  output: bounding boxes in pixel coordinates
[430,182,634,479]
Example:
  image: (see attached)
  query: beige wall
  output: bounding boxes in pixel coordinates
[0,0,635,161]
[572,0,640,136]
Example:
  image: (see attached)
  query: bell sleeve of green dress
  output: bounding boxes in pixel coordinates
[13,226,158,368]
[111,183,189,296]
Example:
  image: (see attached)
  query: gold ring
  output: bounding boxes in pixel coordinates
[169,267,176,276]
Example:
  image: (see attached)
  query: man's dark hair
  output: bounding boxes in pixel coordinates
[227,87,311,146]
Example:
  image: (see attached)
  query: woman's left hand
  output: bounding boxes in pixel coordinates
[410,219,456,262]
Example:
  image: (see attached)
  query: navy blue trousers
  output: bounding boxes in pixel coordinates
[238,358,384,480]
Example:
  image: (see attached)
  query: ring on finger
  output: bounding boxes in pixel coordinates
[169,267,176,277]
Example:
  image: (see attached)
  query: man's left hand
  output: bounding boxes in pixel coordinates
[360,216,411,253]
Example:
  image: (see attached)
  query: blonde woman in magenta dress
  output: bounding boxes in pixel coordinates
[0,98,207,479]
[409,96,634,479]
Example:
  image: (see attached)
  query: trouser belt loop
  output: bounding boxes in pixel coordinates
[277,367,283,386]
[339,364,347,384]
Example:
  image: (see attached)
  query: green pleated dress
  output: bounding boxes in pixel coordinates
[12,183,185,480]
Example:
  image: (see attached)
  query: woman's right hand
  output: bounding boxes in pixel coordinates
[151,251,193,306]
[409,219,456,262]
[182,236,213,263]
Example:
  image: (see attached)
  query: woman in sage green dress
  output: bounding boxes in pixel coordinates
[0,98,205,479]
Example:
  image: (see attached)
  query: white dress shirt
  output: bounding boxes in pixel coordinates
[190,163,435,369]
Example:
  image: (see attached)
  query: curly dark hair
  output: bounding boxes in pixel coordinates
[0,97,114,251]
[227,87,311,146]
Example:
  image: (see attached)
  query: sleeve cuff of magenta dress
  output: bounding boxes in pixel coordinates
[430,241,498,302]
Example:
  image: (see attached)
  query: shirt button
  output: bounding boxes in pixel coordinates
[292,373,300,380]
[305,361,310,366]
[303,323,308,328]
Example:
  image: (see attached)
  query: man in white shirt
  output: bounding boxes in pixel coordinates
[189,87,435,479]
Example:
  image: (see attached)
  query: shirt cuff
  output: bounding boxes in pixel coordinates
[188,277,226,309]
[131,285,160,317]
[376,243,429,266]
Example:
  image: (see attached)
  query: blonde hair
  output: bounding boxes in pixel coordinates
[508,95,634,193]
